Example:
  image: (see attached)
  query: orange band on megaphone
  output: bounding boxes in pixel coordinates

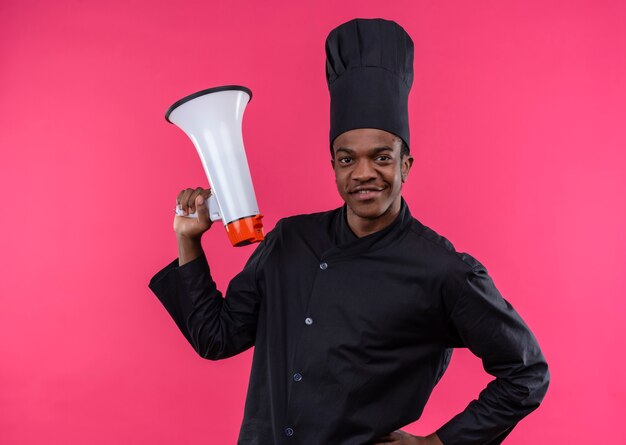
[225,214,265,247]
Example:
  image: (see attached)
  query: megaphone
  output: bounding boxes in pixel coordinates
[166,85,264,247]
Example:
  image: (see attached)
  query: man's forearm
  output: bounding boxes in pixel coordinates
[177,234,204,265]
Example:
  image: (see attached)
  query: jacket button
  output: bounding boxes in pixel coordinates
[305,317,313,325]
[293,373,302,382]
[284,427,294,437]
[320,262,328,270]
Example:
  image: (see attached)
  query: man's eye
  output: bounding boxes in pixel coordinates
[339,157,352,164]
[376,155,391,161]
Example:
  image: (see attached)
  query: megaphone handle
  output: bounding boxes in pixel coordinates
[175,193,222,221]
[207,194,221,221]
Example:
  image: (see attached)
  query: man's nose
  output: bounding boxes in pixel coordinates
[351,159,377,181]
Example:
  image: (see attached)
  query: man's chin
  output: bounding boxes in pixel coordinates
[346,201,388,220]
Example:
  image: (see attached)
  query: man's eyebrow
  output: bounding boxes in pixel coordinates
[334,147,355,155]
[370,146,393,154]
[334,146,393,155]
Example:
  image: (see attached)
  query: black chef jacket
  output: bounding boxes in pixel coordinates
[149,199,549,445]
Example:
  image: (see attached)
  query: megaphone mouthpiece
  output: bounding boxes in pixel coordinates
[165,85,253,123]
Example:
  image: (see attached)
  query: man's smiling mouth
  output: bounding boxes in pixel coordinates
[350,186,385,194]
[349,186,386,200]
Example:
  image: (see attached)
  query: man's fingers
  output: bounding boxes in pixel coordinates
[393,430,412,437]
[373,433,399,444]
[176,187,210,215]
[187,187,207,214]
[373,431,407,444]
[177,188,193,214]
[195,194,210,225]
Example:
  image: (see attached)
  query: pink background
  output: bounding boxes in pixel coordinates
[1,0,625,443]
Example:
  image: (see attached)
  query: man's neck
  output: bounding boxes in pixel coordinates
[346,200,402,238]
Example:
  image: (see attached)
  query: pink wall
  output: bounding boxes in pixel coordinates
[1,0,625,443]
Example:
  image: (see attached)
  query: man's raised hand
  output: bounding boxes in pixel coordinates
[174,187,213,240]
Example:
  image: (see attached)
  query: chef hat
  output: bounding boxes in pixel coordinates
[325,18,414,151]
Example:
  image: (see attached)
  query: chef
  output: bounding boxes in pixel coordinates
[150,18,549,445]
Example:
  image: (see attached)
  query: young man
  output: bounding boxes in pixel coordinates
[150,19,549,445]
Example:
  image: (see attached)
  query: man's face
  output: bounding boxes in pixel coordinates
[331,128,413,224]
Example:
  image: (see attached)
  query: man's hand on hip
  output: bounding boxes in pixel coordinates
[374,430,444,445]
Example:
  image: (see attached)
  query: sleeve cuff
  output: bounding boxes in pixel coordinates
[148,254,210,305]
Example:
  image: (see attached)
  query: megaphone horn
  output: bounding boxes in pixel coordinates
[166,85,264,247]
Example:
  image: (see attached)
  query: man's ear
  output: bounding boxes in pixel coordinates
[401,155,414,182]
[331,158,336,169]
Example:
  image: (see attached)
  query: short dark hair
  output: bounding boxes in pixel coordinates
[399,138,410,157]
